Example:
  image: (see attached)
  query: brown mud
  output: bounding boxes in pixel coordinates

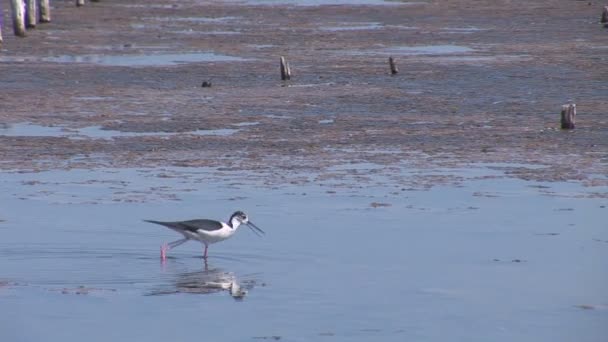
[1,0,607,188]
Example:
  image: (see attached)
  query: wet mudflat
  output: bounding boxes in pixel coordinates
[0,0,606,181]
[1,0,607,341]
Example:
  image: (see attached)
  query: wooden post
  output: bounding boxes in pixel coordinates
[76,0,85,6]
[560,103,576,129]
[389,56,399,75]
[25,0,36,28]
[10,0,26,37]
[602,6,608,23]
[280,56,291,81]
[39,0,51,23]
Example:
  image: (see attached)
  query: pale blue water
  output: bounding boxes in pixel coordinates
[387,45,474,55]
[0,123,241,139]
[46,52,247,66]
[0,166,606,342]
[0,53,247,66]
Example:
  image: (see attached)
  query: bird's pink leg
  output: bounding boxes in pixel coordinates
[161,244,168,261]
[160,238,187,261]
[203,245,208,259]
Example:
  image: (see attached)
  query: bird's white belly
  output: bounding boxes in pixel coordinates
[185,226,236,245]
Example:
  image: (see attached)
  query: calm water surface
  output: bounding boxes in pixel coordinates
[0,166,606,341]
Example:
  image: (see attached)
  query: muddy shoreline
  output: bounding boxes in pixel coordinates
[1,0,606,188]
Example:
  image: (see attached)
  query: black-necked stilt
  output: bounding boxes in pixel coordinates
[144,211,264,260]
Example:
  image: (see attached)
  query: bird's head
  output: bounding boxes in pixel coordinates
[231,211,249,225]
[229,211,265,236]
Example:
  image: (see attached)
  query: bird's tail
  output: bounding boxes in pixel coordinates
[143,219,165,226]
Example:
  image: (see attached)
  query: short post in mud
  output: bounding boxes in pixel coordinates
[560,103,576,130]
[280,56,292,81]
[389,56,399,75]
[39,0,51,23]
[25,0,37,28]
[10,0,26,37]
[76,0,85,7]
[602,6,608,24]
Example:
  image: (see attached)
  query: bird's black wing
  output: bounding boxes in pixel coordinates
[179,219,223,232]
[144,219,223,232]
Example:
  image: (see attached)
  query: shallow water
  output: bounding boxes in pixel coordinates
[1,166,606,341]
[0,123,68,138]
[345,44,478,58]
[0,123,241,139]
[320,23,384,31]
[145,16,241,23]
[441,27,486,34]
[76,126,241,138]
[387,45,474,55]
[0,53,248,66]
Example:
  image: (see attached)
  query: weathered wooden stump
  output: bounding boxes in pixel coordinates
[25,0,37,28]
[389,56,399,75]
[280,56,291,81]
[602,6,608,24]
[560,103,576,129]
[10,0,26,37]
[76,0,85,7]
[39,0,51,23]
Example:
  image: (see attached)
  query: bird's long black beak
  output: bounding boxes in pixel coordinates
[247,221,265,237]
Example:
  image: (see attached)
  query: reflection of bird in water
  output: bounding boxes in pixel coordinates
[229,281,247,299]
[148,263,259,300]
[144,211,265,260]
